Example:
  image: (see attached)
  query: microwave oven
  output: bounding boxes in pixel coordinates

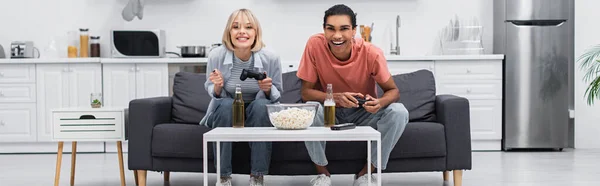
[111,29,166,58]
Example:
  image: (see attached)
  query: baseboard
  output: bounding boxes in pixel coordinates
[472,140,501,151]
[0,142,105,154]
[105,141,128,153]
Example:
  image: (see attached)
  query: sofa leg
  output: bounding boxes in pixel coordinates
[137,170,147,186]
[453,170,463,186]
[443,171,449,181]
[164,171,170,182]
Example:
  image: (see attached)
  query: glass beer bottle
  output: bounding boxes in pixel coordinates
[324,84,336,127]
[233,84,245,128]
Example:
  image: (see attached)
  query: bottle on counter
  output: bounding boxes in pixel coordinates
[79,28,89,57]
[90,36,100,57]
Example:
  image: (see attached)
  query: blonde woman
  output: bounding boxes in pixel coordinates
[199,8,282,186]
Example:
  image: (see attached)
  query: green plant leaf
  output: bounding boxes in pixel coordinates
[578,44,600,105]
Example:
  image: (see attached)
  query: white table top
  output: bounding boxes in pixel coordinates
[203,126,380,142]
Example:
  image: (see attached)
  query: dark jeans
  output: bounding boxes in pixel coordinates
[206,98,273,177]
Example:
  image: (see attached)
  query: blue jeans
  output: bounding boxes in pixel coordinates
[206,98,273,177]
[304,102,409,170]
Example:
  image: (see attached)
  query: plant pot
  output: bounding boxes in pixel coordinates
[91,103,102,108]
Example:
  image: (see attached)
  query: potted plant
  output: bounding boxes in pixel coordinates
[91,99,102,108]
[578,44,600,105]
[90,93,102,108]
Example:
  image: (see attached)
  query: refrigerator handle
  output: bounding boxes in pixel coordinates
[507,20,566,27]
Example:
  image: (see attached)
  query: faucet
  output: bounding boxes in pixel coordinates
[390,15,401,55]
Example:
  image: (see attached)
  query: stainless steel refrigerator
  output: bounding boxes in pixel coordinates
[493,0,574,150]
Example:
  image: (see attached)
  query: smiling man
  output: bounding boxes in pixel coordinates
[296,4,410,186]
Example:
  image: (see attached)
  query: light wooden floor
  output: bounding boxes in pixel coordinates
[1,149,599,186]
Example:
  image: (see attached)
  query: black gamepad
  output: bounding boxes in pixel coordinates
[353,96,368,106]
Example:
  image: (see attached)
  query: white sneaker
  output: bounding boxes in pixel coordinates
[353,174,376,186]
[249,176,265,186]
[310,174,332,186]
[216,176,232,186]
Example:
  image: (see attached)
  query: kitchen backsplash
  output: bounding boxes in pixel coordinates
[0,0,493,61]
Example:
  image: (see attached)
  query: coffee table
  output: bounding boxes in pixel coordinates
[202,126,382,186]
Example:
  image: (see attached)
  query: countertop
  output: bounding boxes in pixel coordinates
[0,57,208,64]
[0,54,503,64]
[384,54,504,61]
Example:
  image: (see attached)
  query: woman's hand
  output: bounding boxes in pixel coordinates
[258,72,272,96]
[209,69,224,96]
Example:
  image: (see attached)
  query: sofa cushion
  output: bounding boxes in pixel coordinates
[378,69,436,122]
[389,122,446,159]
[280,71,303,103]
[172,72,211,124]
[152,123,212,158]
[271,122,446,162]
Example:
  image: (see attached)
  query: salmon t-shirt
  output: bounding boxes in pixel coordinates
[296,33,391,97]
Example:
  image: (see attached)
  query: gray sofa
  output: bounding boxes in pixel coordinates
[128,70,472,185]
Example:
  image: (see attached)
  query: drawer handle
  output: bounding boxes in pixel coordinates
[0,92,4,96]
[466,69,471,73]
[0,121,4,126]
[0,72,4,77]
[79,115,96,119]
[467,89,472,93]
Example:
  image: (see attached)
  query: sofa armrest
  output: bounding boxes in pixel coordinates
[435,94,472,170]
[127,96,173,170]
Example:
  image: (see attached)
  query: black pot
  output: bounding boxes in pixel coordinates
[177,46,206,57]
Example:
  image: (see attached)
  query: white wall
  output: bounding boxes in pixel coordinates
[574,0,600,149]
[0,0,493,62]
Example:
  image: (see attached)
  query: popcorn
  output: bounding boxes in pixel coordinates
[269,107,315,129]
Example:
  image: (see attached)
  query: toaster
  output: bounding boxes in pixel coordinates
[111,29,166,58]
[11,41,36,58]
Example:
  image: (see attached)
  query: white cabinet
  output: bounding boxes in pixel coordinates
[36,64,102,142]
[386,61,434,75]
[388,59,504,151]
[0,103,36,142]
[102,63,168,152]
[0,64,37,142]
[103,63,169,108]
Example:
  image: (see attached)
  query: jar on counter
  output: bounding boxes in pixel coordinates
[67,31,78,58]
[90,36,100,57]
[79,28,89,57]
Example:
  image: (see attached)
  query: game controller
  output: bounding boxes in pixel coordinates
[353,96,368,106]
[240,69,267,81]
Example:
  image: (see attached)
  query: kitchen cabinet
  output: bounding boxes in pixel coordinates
[103,63,169,108]
[102,63,168,152]
[389,59,504,151]
[0,64,37,142]
[36,64,102,142]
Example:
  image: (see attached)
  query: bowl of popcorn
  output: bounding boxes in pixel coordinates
[266,103,318,130]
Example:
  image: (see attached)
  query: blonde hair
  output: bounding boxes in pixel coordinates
[222,9,265,52]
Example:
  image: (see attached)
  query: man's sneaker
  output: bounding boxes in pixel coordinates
[249,175,265,186]
[310,174,332,186]
[353,174,376,186]
[216,176,232,186]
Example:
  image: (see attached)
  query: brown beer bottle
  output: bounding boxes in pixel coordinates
[233,84,245,128]
[324,84,336,127]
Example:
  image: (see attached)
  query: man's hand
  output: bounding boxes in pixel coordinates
[333,92,364,108]
[258,73,272,96]
[363,94,382,114]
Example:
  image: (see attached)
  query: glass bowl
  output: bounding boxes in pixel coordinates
[265,103,318,130]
